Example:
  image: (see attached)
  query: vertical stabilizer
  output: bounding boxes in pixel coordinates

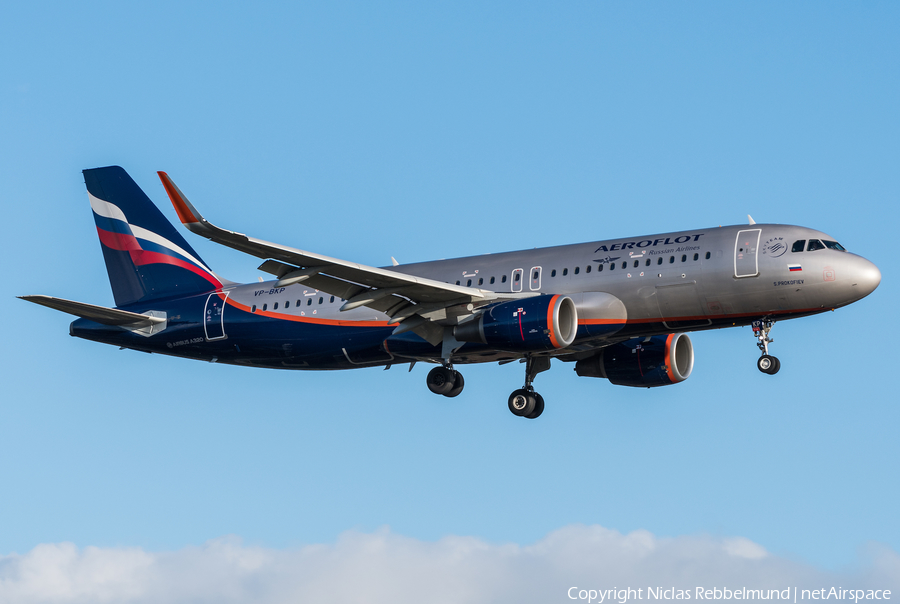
[84,166,221,307]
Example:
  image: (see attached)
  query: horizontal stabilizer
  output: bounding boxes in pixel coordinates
[19,295,165,327]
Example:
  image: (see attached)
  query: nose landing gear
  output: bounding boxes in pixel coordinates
[753,319,781,375]
[507,356,550,419]
[426,365,465,397]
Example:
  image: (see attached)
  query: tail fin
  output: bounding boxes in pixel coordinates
[84,166,222,307]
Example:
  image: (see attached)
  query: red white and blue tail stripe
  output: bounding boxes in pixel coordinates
[84,166,222,307]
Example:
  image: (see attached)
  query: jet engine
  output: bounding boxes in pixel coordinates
[574,333,694,387]
[455,295,578,353]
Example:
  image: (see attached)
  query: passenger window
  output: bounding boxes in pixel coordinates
[285,300,290,308]
[586,265,591,273]
[705,251,710,259]
[478,277,483,285]
[563,268,568,276]
[792,240,806,253]
[658,257,663,265]
[645,259,651,267]
[574,267,580,275]
[251,305,257,313]
[514,273,520,282]
[467,279,472,287]
[669,256,675,264]
[598,264,604,272]
[456,280,460,285]
[307,298,312,306]
[502,275,507,283]
[621,262,626,269]
[681,255,687,262]
[633,260,639,268]
[274,302,278,310]
[330,296,335,303]
[551,269,557,277]
[693,253,699,261]
[262,303,267,311]
[807,239,825,251]
[490,276,495,284]
[318,297,323,304]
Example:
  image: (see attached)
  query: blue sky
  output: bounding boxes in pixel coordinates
[1,2,898,598]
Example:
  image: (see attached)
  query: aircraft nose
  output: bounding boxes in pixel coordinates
[852,256,881,298]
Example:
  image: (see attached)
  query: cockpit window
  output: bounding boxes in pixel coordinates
[823,240,846,252]
[791,240,806,253]
[807,239,825,251]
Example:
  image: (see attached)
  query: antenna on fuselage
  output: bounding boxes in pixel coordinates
[748,215,756,225]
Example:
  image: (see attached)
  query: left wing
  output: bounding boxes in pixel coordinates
[157,172,532,338]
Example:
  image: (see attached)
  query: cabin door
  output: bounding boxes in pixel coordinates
[734,229,761,278]
[204,292,228,341]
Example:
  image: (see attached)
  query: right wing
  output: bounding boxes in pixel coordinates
[158,172,534,341]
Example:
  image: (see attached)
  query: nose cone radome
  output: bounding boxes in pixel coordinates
[854,257,881,299]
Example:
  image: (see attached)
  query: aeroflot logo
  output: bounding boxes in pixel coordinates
[594,234,705,253]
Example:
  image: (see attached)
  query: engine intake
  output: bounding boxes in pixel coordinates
[455,295,577,353]
[575,333,694,387]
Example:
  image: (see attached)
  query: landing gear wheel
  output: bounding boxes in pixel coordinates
[508,388,536,417]
[525,393,544,419]
[427,366,456,395]
[757,355,780,375]
[444,371,465,398]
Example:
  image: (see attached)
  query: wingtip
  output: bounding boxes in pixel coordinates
[157,171,200,225]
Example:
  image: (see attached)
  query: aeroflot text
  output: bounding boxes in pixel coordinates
[567,588,891,603]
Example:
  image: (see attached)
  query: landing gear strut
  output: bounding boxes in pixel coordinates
[508,356,550,419]
[752,319,781,375]
[427,365,465,397]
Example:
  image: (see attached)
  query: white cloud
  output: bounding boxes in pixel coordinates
[0,526,896,604]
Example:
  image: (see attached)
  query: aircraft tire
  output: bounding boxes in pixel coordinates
[444,372,465,398]
[427,367,456,395]
[508,389,536,417]
[525,393,544,419]
[757,355,778,375]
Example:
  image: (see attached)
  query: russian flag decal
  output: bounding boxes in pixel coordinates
[788,264,802,272]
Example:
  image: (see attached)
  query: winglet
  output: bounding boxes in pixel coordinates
[158,171,202,225]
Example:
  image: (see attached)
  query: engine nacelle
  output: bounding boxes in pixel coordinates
[574,333,694,387]
[455,295,578,353]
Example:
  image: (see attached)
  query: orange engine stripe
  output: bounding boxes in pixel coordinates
[664,333,676,383]
[547,295,561,348]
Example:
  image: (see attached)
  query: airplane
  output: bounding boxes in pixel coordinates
[21,166,881,419]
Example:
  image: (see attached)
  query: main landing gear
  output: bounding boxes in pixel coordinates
[753,319,781,375]
[426,365,465,398]
[425,356,552,419]
[507,356,551,419]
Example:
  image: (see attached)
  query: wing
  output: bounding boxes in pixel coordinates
[19,295,165,327]
[157,172,532,341]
